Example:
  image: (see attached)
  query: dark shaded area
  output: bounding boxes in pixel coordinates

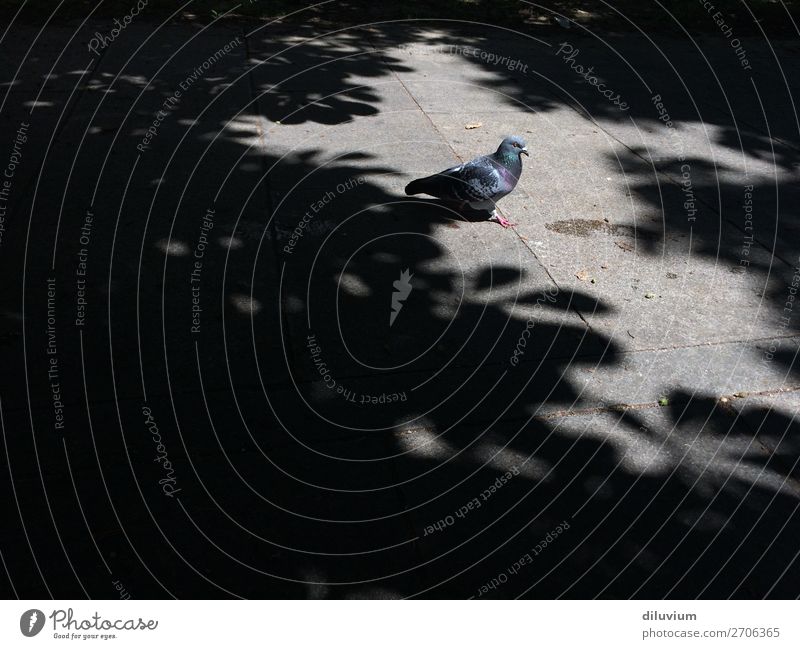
[3,0,800,37]
[0,7,798,601]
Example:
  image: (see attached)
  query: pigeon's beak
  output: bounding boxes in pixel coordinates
[521,147,529,157]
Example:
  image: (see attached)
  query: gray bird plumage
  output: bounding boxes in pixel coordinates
[405,135,528,226]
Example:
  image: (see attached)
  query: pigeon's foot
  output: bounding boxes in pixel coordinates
[489,211,515,228]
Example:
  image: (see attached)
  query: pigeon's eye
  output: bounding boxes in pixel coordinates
[512,142,519,148]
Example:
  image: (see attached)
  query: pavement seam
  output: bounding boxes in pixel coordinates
[366,28,460,164]
[536,383,800,421]
[603,332,800,356]
[2,333,798,417]
[318,28,437,577]
[367,28,583,330]
[242,25,300,378]
[393,384,800,434]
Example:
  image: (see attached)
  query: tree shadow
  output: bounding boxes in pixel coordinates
[0,13,798,601]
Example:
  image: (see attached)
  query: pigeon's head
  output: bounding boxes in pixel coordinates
[498,135,529,158]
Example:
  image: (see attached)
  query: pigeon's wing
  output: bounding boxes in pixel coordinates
[405,155,504,201]
[439,162,465,176]
[445,156,504,203]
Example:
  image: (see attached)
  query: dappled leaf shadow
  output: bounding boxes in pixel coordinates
[0,9,798,601]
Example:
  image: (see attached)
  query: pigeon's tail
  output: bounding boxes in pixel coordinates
[405,174,451,198]
[404,177,430,196]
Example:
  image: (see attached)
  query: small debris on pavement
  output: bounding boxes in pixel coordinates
[465,122,483,129]
[658,397,669,406]
[576,270,590,281]
[615,240,634,252]
[644,292,656,299]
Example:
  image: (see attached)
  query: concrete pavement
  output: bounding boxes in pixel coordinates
[0,16,798,598]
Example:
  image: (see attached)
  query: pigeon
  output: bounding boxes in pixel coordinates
[405,135,529,227]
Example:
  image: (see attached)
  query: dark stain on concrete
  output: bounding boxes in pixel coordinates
[545,218,644,239]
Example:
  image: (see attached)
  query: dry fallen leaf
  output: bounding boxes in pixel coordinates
[465,122,483,129]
